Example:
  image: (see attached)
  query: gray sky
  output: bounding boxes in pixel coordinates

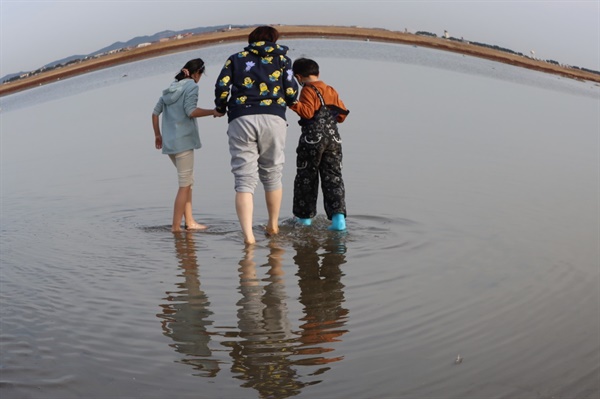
[1,0,598,76]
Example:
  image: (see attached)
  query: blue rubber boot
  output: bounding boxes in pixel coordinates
[328,213,346,231]
[297,218,312,226]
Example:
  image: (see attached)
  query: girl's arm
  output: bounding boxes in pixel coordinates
[189,107,220,118]
[152,114,162,150]
[183,82,220,118]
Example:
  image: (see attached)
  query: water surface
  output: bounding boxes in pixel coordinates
[1,39,598,399]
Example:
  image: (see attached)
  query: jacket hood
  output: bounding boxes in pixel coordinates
[244,41,289,57]
[161,79,191,105]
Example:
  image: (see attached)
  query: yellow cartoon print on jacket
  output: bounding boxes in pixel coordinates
[259,83,269,96]
[219,76,230,87]
[286,87,297,97]
[243,77,255,88]
[269,70,281,82]
[213,40,299,116]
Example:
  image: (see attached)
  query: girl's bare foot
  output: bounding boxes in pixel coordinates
[185,223,207,231]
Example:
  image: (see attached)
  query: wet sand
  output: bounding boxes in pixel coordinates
[1,25,598,97]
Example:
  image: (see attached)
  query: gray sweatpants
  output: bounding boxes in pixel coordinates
[227,114,287,193]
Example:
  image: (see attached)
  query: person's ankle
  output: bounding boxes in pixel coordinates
[265,223,279,235]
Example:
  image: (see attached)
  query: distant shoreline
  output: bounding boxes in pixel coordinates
[2,25,598,97]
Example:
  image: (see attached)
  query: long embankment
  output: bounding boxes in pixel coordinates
[2,25,598,97]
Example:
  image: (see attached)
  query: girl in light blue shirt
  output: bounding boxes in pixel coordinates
[152,58,220,232]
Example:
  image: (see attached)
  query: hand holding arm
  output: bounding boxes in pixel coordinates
[189,107,219,118]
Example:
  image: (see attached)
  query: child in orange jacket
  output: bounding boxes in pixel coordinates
[289,58,350,230]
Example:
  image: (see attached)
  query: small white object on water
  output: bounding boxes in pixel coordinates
[454,354,463,364]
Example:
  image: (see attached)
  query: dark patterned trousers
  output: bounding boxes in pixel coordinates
[293,118,346,220]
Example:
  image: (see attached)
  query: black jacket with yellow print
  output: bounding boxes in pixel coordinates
[214,41,299,123]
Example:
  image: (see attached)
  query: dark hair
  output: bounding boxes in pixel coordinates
[248,26,279,43]
[292,58,320,77]
[174,58,205,81]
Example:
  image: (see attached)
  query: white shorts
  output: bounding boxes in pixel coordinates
[168,150,194,188]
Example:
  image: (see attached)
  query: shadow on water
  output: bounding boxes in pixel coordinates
[157,227,350,398]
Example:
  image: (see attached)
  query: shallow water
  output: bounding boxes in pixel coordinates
[1,40,599,399]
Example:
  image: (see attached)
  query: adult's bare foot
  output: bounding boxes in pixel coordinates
[264,225,279,236]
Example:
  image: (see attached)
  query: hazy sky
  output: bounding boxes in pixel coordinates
[1,0,598,76]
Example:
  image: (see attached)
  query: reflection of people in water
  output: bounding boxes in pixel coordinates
[293,233,349,372]
[228,243,309,398]
[157,232,219,377]
[227,235,349,397]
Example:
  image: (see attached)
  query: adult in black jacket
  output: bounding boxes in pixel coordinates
[215,26,299,244]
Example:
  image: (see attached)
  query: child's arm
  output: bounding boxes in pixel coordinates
[335,97,349,123]
[182,83,221,118]
[289,88,319,119]
[152,98,164,149]
[324,86,349,123]
[189,108,220,118]
[152,113,162,150]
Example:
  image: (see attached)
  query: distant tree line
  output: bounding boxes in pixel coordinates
[573,66,600,76]
[468,40,525,57]
[415,31,598,74]
[415,31,437,38]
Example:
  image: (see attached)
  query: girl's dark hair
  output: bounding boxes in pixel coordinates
[248,26,279,43]
[292,58,320,77]
[175,58,205,81]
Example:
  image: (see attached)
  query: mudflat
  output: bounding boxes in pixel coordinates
[2,25,598,96]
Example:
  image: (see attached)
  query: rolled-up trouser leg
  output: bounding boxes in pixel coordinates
[228,115,286,193]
